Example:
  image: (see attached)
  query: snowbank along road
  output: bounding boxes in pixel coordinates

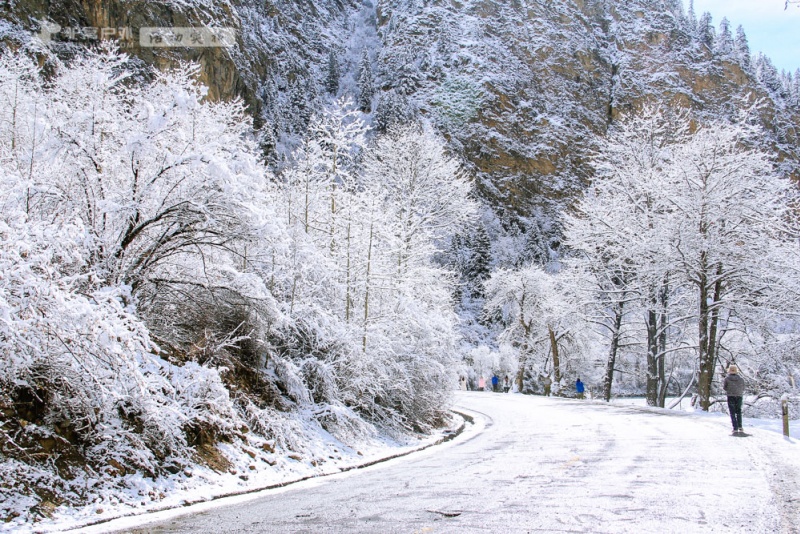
[115,392,799,533]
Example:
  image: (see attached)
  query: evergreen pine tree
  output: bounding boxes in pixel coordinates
[467,225,492,298]
[686,0,697,34]
[289,79,313,133]
[258,80,278,131]
[519,221,549,266]
[357,49,374,112]
[735,25,751,70]
[521,361,539,395]
[448,233,467,303]
[793,69,800,106]
[325,50,340,96]
[375,89,411,132]
[697,12,714,50]
[716,17,733,56]
[755,54,782,96]
[781,70,793,98]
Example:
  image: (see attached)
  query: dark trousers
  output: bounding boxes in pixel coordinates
[727,396,743,430]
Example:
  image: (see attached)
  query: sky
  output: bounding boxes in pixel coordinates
[693,0,800,73]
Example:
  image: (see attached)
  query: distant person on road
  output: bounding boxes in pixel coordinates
[723,364,745,433]
[576,378,585,399]
[478,376,486,391]
[503,376,510,393]
[459,376,467,391]
[491,374,499,392]
[542,375,552,397]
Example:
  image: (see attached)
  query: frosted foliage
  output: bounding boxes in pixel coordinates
[357,49,374,112]
[368,0,800,226]
[362,124,476,251]
[565,107,800,407]
[734,25,751,69]
[697,12,714,49]
[375,89,412,132]
[266,116,473,430]
[325,50,341,95]
[484,265,595,392]
[716,18,733,56]
[0,47,472,523]
[0,48,269,518]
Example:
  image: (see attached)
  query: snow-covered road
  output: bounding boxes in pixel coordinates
[116,392,799,533]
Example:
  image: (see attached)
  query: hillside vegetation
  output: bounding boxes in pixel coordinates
[1,0,799,527]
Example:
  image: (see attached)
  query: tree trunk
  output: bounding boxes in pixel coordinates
[330,183,337,254]
[656,281,669,407]
[362,219,374,353]
[697,260,724,411]
[517,316,531,393]
[516,356,526,394]
[345,222,351,322]
[304,174,310,233]
[707,264,723,396]
[646,306,659,407]
[517,296,531,393]
[697,252,712,411]
[603,300,624,402]
[548,325,562,384]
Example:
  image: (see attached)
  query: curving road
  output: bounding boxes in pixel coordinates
[120,392,798,533]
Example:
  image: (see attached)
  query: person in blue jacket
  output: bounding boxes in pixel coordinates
[576,378,585,399]
[491,374,499,392]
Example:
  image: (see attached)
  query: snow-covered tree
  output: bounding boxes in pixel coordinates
[686,0,697,34]
[697,12,715,50]
[325,50,341,96]
[734,25,751,70]
[485,266,591,394]
[362,124,475,269]
[288,79,314,133]
[0,47,275,510]
[565,106,689,405]
[716,17,734,57]
[567,105,800,410]
[375,89,412,132]
[793,69,800,106]
[265,116,475,431]
[466,224,492,297]
[664,122,798,410]
[756,54,783,96]
[357,49,375,112]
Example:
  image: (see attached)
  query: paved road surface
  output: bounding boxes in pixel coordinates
[121,392,798,533]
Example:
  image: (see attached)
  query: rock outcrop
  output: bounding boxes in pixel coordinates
[2,0,798,231]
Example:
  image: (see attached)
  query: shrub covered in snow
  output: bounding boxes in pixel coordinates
[0,46,469,524]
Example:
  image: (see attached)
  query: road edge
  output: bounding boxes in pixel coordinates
[65,410,472,533]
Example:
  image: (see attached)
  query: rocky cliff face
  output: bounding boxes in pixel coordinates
[3,0,798,233]
[374,0,800,227]
[0,0,356,122]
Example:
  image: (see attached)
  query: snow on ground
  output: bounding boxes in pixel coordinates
[7,420,460,534]
[610,396,800,440]
[63,391,800,534]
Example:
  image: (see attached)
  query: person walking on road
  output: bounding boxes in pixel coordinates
[503,376,510,393]
[723,364,745,433]
[575,378,585,399]
[542,375,552,397]
[478,376,486,391]
[491,374,499,392]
